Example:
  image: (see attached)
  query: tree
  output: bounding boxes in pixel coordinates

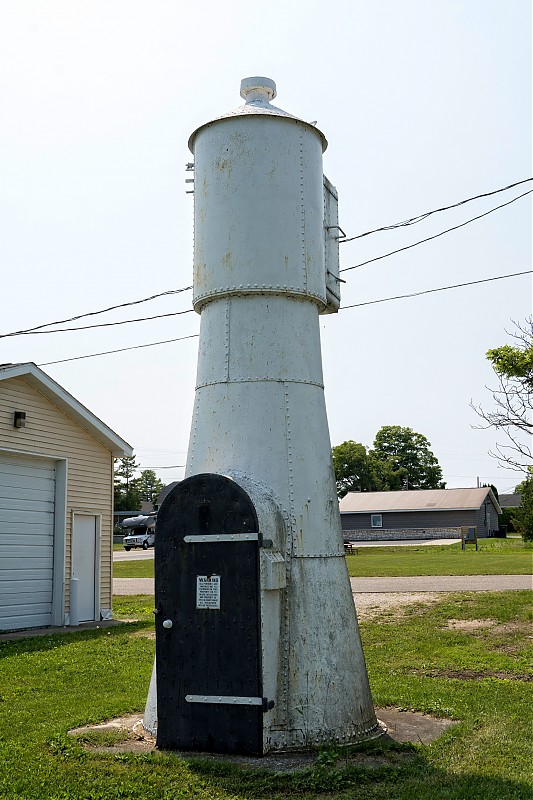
[471,319,532,472]
[114,455,141,511]
[514,468,533,495]
[332,426,445,497]
[371,425,445,491]
[137,470,165,505]
[332,440,378,498]
[512,476,533,541]
[481,483,499,502]
[115,455,139,492]
[511,469,533,541]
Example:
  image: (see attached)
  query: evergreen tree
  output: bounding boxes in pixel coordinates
[114,455,141,511]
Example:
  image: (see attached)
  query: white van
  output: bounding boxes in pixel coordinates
[122,515,156,551]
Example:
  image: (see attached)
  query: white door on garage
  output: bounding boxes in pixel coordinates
[0,452,56,631]
[71,513,98,622]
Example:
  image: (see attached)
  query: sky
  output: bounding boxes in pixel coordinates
[0,1,531,494]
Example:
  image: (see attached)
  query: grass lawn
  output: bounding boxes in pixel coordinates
[112,538,532,580]
[0,592,531,799]
[346,537,532,577]
[114,557,154,578]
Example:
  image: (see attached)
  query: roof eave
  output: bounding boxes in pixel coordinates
[0,363,133,457]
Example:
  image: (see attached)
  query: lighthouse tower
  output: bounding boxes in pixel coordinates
[144,77,379,755]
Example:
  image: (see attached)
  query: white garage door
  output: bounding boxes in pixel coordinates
[0,452,56,631]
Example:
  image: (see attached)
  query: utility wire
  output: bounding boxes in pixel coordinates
[340,270,532,310]
[17,184,530,337]
[339,190,532,273]
[340,178,532,242]
[141,465,186,469]
[0,286,193,338]
[36,270,530,365]
[15,308,195,336]
[37,333,199,366]
[5,179,530,338]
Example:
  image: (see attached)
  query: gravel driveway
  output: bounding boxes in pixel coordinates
[112,574,531,620]
[112,574,531,596]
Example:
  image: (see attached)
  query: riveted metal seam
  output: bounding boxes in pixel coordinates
[299,131,307,292]
[193,286,327,309]
[290,551,345,558]
[187,395,199,475]
[194,378,324,390]
[283,384,295,734]
[225,299,230,381]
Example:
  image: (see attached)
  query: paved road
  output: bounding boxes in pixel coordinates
[112,574,531,596]
[113,549,154,562]
[113,540,462,560]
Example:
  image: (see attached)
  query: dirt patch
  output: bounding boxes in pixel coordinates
[353,592,443,619]
[444,619,532,652]
[70,715,155,754]
[132,629,155,639]
[445,618,496,631]
[414,668,532,682]
[491,621,531,635]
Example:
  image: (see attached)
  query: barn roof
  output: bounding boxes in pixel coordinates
[0,362,133,457]
[339,488,501,515]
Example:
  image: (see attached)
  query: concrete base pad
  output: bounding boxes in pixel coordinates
[376,707,455,744]
[69,707,455,770]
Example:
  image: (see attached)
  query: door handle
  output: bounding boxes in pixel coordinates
[162,619,173,629]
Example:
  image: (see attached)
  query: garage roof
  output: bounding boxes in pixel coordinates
[0,362,133,457]
[339,488,501,515]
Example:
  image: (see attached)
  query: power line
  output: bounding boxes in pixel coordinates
[141,465,186,469]
[340,190,532,273]
[16,184,529,337]
[36,270,530,365]
[340,178,532,242]
[37,333,199,366]
[5,180,530,339]
[14,308,195,336]
[340,270,532,310]
[0,286,193,339]
[21,189,526,337]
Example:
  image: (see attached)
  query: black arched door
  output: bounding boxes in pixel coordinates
[154,474,262,754]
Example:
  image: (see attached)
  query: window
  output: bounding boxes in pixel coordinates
[371,514,383,528]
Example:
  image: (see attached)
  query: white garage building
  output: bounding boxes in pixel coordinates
[0,363,132,632]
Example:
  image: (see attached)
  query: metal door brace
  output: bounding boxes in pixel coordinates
[184,533,259,543]
[185,695,274,712]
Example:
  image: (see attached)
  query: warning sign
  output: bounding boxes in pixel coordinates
[196,575,221,609]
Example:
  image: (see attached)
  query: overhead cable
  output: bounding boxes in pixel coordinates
[5,180,530,338]
[0,286,193,338]
[35,270,530,365]
[37,333,200,366]
[340,178,532,242]
[13,308,195,336]
[340,270,532,310]
[141,465,186,470]
[17,184,530,337]
[340,190,532,273]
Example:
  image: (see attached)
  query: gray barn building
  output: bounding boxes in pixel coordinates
[340,487,501,541]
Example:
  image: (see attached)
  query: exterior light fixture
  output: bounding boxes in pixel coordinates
[13,411,26,428]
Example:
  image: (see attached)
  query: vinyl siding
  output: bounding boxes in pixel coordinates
[0,377,114,610]
[341,501,500,537]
